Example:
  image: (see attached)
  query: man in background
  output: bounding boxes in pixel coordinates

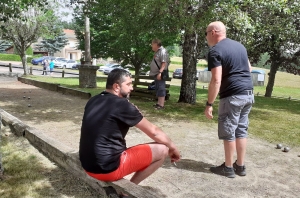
[149,39,170,110]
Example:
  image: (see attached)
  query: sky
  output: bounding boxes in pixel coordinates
[58,6,74,22]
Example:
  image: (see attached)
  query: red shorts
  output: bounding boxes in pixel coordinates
[85,144,152,182]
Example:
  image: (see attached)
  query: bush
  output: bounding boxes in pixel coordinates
[0,53,42,63]
[26,47,33,56]
[0,53,21,61]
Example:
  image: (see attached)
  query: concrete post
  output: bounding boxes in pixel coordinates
[78,65,99,88]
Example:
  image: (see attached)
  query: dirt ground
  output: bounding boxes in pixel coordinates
[0,75,300,198]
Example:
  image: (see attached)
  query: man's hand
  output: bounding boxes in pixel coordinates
[156,73,162,80]
[205,106,213,119]
[169,147,181,163]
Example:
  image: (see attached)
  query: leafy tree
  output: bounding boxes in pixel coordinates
[74,0,179,76]
[245,0,300,97]
[0,5,62,75]
[34,32,69,56]
[0,40,11,53]
[215,0,300,97]
[0,0,50,22]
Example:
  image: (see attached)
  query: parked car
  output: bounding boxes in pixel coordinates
[103,65,129,75]
[31,56,47,65]
[173,68,183,79]
[60,59,78,69]
[53,57,67,65]
[98,63,121,72]
[139,63,150,75]
[54,58,68,69]
[72,62,81,70]
[172,68,202,79]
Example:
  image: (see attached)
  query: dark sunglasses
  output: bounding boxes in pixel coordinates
[205,30,213,36]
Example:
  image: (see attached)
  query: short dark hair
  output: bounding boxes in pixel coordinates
[152,39,162,47]
[106,68,131,89]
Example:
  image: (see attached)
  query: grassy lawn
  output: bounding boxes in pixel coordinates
[26,71,300,147]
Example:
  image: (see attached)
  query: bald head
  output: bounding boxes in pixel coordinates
[208,21,226,34]
[205,21,227,47]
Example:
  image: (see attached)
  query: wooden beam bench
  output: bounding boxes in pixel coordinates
[130,75,172,100]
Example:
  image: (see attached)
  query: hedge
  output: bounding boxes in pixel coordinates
[0,53,42,63]
[0,54,21,61]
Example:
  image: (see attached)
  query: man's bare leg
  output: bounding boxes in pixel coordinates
[236,138,247,166]
[130,144,168,184]
[157,96,165,107]
[224,140,236,167]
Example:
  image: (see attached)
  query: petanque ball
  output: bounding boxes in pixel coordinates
[23,96,26,98]
[28,97,30,100]
[283,147,290,152]
[276,144,282,149]
[28,104,31,107]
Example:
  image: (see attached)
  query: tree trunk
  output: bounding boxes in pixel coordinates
[265,59,280,97]
[178,32,198,104]
[20,53,28,75]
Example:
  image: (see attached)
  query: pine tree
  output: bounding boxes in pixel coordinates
[34,33,69,56]
[0,40,12,53]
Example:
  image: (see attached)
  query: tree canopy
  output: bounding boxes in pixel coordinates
[74,0,179,75]
[0,5,62,75]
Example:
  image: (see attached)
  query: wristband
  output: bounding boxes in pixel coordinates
[206,101,213,106]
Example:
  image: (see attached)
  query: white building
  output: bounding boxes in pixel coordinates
[53,29,82,60]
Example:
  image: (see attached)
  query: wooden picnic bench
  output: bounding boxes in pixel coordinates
[130,75,172,100]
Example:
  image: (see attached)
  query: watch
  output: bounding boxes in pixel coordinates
[206,101,213,107]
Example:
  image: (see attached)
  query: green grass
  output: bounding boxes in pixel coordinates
[26,72,300,147]
[0,131,97,197]
[169,57,207,72]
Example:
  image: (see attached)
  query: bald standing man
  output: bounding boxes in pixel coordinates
[204,21,254,178]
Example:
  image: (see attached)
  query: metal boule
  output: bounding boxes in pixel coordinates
[28,97,30,99]
[23,96,26,98]
[283,147,290,152]
[28,104,31,107]
[276,144,282,149]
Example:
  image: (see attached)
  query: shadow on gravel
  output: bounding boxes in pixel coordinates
[162,158,212,173]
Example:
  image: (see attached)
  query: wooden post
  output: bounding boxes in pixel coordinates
[62,70,65,78]
[9,63,12,72]
[30,66,33,75]
[0,114,3,179]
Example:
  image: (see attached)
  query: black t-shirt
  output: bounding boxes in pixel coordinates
[79,91,143,174]
[207,38,253,99]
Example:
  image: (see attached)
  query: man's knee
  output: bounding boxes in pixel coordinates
[149,144,169,161]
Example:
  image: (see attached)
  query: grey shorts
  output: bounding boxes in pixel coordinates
[154,76,166,97]
[218,93,254,141]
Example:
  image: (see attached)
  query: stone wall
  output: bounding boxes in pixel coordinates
[18,77,91,99]
[0,109,161,197]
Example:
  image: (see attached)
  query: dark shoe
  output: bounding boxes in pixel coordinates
[153,103,160,107]
[154,104,164,110]
[210,162,235,178]
[233,161,246,176]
